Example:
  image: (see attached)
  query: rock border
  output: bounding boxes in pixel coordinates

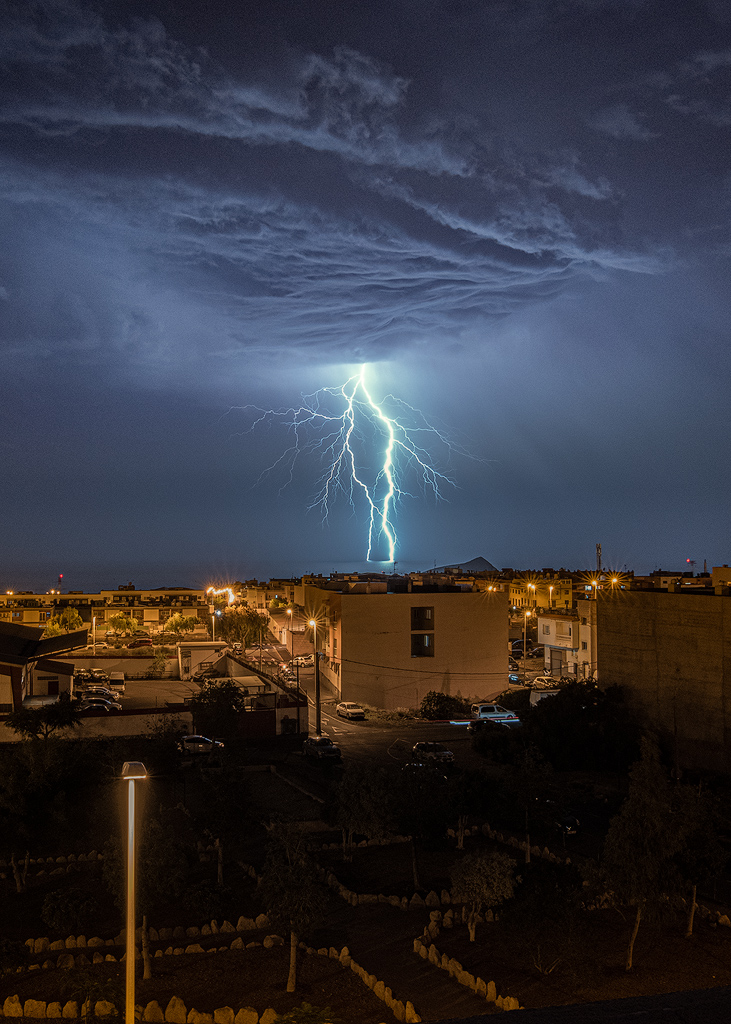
[412,936,520,1012]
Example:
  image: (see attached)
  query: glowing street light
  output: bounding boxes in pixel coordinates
[549,585,554,607]
[522,610,531,687]
[307,614,319,737]
[121,761,147,1024]
[287,608,301,733]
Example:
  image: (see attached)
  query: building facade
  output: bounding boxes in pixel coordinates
[298,579,508,710]
[595,588,731,774]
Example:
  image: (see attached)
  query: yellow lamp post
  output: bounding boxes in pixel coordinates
[122,761,147,1024]
[522,610,531,687]
[309,618,321,735]
[288,608,301,732]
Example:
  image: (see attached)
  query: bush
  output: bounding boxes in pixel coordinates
[0,938,30,972]
[41,887,99,934]
[181,879,230,921]
[420,691,470,720]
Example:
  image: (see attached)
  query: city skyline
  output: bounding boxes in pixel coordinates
[2,0,730,579]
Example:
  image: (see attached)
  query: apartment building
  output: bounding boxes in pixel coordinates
[296,577,508,710]
[0,585,209,634]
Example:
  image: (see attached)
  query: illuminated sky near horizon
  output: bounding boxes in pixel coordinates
[1,0,730,584]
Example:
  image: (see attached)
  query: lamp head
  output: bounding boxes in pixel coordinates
[122,761,147,780]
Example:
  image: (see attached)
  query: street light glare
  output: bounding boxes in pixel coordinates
[122,761,147,780]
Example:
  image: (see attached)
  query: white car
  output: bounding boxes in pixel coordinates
[177,734,225,755]
[335,701,365,720]
[531,676,559,690]
[471,703,519,722]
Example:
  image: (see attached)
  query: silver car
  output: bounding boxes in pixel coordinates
[335,701,365,720]
[177,734,225,755]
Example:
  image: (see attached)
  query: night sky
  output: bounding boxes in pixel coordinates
[2,0,730,590]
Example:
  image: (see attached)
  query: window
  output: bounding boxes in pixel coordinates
[411,606,434,631]
[333,638,338,657]
[542,624,550,635]
[581,617,587,626]
[581,641,588,651]
[411,633,434,657]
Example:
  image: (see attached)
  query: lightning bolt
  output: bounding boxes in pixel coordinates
[232,365,461,562]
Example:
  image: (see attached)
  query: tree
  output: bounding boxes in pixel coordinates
[672,783,727,938]
[505,747,554,864]
[164,612,198,638]
[257,823,325,992]
[420,691,471,721]
[450,849,517,942]
[5,692,82,741]
[103,808,192,919]
[332,763,396,861]
[187,678,248,739]
[41,886,99,933]
[528,682,640,773]
[596,738,682,970]
[391,765,451,889]
[44,607,84,636]
[108,612,137,636]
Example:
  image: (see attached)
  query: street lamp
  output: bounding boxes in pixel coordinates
[121,761,147,1024]
[549,585,554,608]
[92,615,96,656]
[528,583,536,609]
[309,618,321,735]
[287,608,301,733]
[522,610,531,687]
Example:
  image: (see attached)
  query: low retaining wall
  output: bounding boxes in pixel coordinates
[412,936,520,1012]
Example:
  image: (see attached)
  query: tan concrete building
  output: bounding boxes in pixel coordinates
[595,588,731,774]
[298,579,508,710]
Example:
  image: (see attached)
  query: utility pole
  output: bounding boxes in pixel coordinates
[596,543,602,576]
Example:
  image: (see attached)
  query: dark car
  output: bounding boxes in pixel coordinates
[527,645,545,659]
[468,717,522,734]
[128,638,153,648]
[303,735,342,760]
[177,735,225,756]
[77,685,118,701]
[412,741,454,763]
[511,639,534,656]
[77,696,122,713]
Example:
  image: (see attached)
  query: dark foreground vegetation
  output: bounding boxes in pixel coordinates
[2,682,731,1019]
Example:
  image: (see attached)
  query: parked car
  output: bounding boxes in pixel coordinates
[468,716,522,734]
[177,734,225,755]
[335,701,365,720]
[511,639,534,656]
[470,702,519,722]
[412,741,454,763]
[302,735,342,760]
[128,638,153,648]
[78,697,122,713]
[293,654,314,667]
[508,672,521,685]
[530,676,559,690]
[508,657,520,672]
[77,685,118,701]
[527,645,545,659]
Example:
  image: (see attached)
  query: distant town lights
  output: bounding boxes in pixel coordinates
[206,586,236,605]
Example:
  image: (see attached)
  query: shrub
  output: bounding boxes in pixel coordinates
[41,887,99,934]
[420,691,470,720]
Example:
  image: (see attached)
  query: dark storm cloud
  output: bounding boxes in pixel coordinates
[1,0,731,576]
[0,0,696,378]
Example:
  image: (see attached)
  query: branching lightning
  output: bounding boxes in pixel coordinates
[236,365,464,562]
